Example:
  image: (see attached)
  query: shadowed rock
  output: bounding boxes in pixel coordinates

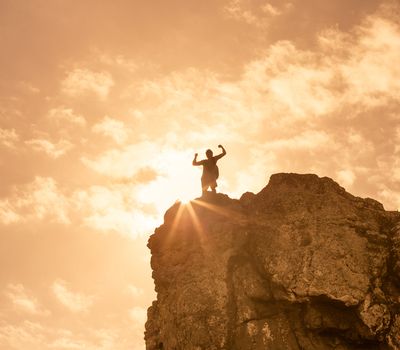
[145,173,400,350]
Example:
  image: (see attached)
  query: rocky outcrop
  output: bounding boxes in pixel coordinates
[145,173,400,349]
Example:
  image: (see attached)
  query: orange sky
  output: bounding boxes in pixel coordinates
[1,0,399,349]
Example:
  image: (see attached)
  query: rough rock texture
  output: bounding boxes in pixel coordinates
[145,173,400,349]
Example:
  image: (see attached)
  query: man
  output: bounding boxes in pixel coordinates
[192,145,227,195]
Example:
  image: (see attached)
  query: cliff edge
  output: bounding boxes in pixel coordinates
[145,173,400,349]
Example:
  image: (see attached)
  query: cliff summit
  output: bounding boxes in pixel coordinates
[145,173,400,349]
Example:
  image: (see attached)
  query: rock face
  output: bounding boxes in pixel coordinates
[145,173,400,350]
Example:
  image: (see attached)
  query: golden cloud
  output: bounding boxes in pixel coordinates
[61,68,114,99]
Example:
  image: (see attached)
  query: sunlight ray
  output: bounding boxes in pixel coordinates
[192,199,229,216]
[186,201,207,248]
[191,198,247,225]
[165,202,186,245]
[192,199,234,219]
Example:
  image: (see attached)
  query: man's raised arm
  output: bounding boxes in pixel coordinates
[192,153,201,166]
[215,145,226,160]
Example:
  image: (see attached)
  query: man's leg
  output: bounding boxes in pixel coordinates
[211,179,217,193]
[201,178,208,195]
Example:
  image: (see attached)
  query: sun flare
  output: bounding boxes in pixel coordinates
[136,150,202,213]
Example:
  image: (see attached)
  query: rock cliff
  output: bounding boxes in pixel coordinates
[145,173,400,349]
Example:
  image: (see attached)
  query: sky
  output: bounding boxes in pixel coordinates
[1,0,400,349]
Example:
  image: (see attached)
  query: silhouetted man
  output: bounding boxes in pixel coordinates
[192,145,226,195]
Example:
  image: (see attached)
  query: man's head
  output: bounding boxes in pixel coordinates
[206,149,213,159]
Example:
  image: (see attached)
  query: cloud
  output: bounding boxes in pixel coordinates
[0,321,47,350]
[25,138,74,158]
[73,184,159,237]
[47,107,86,126]
[0,202,21,224]
[112,7,400,207]
[224,0,259,26]
[133,7,400,128]
[325,16,400,107]
[265,130,334,150]
[0,177,70,225]
[0,172,159,237]
[52,279,94,313]
[81,143,202,207]
[0,322,143,350]
[17,81,40,94]
[48,329,116,350]
[92,116,129,144]
[4,284,49,316]
[261,3,287,16]
[98,53,137,72]
[126,285,144,298]
[48,336,86,349]
[61,68,114,99]
[336,169,356,188]
[377,183,400,210]
[81,141,159,179]
[224,0,292,26]
[0,128,19,148]
[129,306,147,325]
